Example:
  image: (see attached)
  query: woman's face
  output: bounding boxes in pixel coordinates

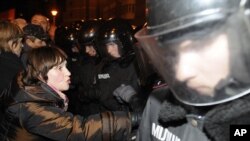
[46,60,71,91]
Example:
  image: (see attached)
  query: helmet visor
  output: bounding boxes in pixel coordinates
[135,11,250,106]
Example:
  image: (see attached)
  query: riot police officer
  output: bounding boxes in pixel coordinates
[74,19,105,116]
[135,0,250,141]
[96,18,140,112]
[54,25,80,60]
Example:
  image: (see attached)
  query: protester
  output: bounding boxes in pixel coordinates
[0,20,24,126]
[0,46,132,141]
[31,14,50,33]
[11,18,27,30]
[31,13,54,46]
[21,24,48,68]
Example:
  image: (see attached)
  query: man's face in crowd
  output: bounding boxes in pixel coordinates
[85,45,97,57]
[31,15,50,32]
[106,42,121,58]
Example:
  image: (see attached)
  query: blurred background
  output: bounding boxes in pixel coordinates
[0,0,146,27]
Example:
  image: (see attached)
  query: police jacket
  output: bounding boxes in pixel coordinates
[71,56,105,116]
[136,86,250,141]
[0,83,131,141]
[96,57,139,112]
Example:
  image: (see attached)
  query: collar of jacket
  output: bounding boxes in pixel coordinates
[158,94,250,141]
[12,82,65,108]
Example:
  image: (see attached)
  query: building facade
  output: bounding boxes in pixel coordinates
[63,0,145,26]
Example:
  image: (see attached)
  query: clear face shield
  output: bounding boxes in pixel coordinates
[134,42,156,86]
[135,9,250,106]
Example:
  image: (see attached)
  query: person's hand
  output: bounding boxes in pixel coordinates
[113,84,136,103]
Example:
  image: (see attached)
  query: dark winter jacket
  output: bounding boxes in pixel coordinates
[0,83,131,141]
[96,58,139,112]
[75,55,139,116]
[71,56,104,116]
[0,51,23,123]
[137,86,250,141]
[0,52,23,97]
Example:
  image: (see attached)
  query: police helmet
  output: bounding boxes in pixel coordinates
[97,18,136,58]
[78,20,103,48]
[54,25,79,57]
[135,0,250,106]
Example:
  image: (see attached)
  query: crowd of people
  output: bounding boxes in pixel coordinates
[1,0,250,141]
[0,12,151,141]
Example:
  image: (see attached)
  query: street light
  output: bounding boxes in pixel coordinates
[51,9,58,25]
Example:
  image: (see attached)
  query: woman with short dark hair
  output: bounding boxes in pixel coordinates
[0,46,131,141]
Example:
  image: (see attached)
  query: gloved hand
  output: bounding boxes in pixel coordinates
[113,84,136,103]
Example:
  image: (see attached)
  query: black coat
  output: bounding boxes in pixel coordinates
[0,51,23,121]
[0,52,23,95]
[74,55,140,116]
[96,58,139,112]
[70,56,104,116]
[137,85,250,141]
